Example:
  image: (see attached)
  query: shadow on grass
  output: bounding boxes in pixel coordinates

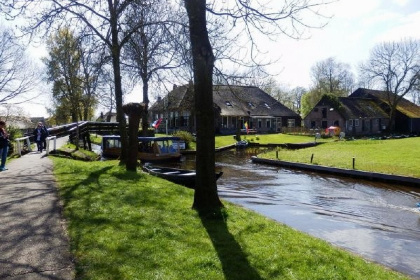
[57,166,143,279]
[199,210,263,280]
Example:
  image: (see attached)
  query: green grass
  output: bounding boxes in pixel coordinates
[214,133,327,148]
[260,137,420,178]
[52,158,411,280]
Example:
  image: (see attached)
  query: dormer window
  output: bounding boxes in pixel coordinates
[248,102,254,108]
[264,103,271,109]
[225,101,232,107]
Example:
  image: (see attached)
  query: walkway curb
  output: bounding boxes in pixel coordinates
[251,156,420,187]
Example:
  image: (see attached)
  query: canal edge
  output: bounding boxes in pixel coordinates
[251,156,420,188]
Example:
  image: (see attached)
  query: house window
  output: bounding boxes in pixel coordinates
[355,119,359,126]
[322,121,328,128]
[258,119,262,128]
[266,119,271,128]
[225,101,232,107]
[264,103,271,109]
[248,102,254,108]
[349,119,353,126]
[181,116,188,126]
[311,121,316,128]
[287,119,295,128]
[222,116,228,128]
[322,108,327,118]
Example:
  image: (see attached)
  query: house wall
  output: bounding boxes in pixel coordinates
[395,112,420,134]
[304,105,345,131]
[344,118,388,135]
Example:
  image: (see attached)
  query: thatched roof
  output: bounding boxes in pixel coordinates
[150,84,300,118]
[350,88,420,118]
[338,97,389,119]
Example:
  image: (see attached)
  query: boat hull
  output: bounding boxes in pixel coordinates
[142,165,223,189]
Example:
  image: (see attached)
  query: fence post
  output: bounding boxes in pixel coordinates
[311,153,314,163]
[352,157,355,169]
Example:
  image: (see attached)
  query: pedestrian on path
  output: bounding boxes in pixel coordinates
[0,120,9,171]
[33,122,48,152]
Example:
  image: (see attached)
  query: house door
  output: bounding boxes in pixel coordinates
[277,118,282,132]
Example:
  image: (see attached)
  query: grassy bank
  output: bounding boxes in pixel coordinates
[259,137,420,178]
[52,158,411,280]
[215,134,325,147]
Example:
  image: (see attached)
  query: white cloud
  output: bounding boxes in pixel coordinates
[326,0,381,19]
[392,0,410,6]
[374,11,420,43]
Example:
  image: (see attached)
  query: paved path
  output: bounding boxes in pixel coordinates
[0,137,75,280]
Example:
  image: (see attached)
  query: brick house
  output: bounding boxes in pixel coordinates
[304,88,420,136]
[304,95,389,136]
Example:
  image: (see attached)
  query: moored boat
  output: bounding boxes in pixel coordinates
[101,135,182,162]
[142,164,223,189]
[235,140,248,149]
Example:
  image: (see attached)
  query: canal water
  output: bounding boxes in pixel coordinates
[174,147,420,278]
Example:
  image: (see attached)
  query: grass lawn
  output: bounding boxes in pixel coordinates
[52,158,411,280]
[259,137,420,178]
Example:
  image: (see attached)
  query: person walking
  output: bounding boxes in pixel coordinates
[41,123,49,150]
[0,120,9,171]
[33,122,48,153]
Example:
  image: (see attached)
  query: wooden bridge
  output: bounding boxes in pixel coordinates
[15,121,122,155]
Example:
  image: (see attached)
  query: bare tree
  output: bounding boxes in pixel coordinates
[123,0,185,135]
[79,37,107,121]
[300,57,355,117]
[184,0,331,213]
[311,57,355,96]
[0,26,40,105]
[360,38,420,131]
[0,0,167,164]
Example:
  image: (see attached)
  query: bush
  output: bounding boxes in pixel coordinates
[172,130,194,149]
[6,125,23,141]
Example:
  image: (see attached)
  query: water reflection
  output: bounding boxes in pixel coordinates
[159,147,420,278]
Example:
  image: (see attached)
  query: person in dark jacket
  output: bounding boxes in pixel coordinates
[0,120,9,171]
[41,123,49,150]
[33,122,48,152]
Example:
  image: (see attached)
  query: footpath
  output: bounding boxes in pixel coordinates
[0,137,75,280]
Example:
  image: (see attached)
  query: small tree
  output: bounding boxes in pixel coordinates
[44,28,83,123]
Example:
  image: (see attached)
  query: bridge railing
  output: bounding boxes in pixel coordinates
[17,122,123,156]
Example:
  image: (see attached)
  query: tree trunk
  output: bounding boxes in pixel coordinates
[185,0,223,213]
[123,103,144,171]
[110,5,128,164]
[141,78,149,136]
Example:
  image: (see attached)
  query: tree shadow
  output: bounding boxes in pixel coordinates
[198,210,263,280]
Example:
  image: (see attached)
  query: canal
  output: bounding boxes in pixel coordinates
[176,147,420,278]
